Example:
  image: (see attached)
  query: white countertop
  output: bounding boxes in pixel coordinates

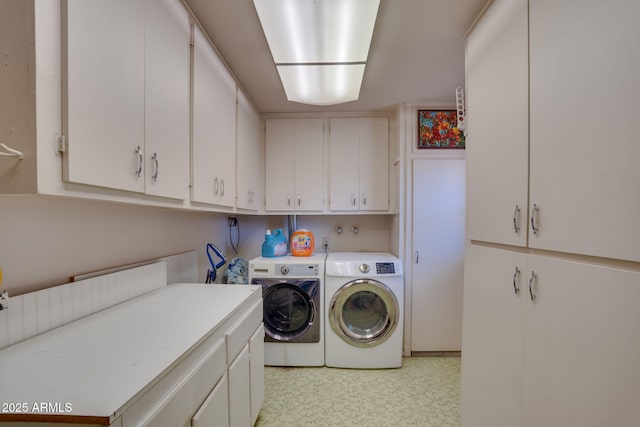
[0,283,260,423]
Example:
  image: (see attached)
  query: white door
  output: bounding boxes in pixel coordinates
[411,159,465,351]
[358,117,389,211]
[249,325,265,426]
[192,374,229,427]
[228,344,251,427]
[465,0,529,246]
[460,244,526,427]
[329,118,360,211]
[236,90,262,211]
[528,0,640,262]
[292,118,324,211]
[265,119,295,211]
[144,0,190,200]
[192,25,236,207]
[522,255,640,427]
[63,0,145,192]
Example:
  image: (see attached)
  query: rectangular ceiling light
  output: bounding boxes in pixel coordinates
[277,63,366,106]
[254,0,380,105]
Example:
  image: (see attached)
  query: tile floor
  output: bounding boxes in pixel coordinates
[255,357,461,427]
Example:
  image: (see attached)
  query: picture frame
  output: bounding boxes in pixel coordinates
[417,110,465,149]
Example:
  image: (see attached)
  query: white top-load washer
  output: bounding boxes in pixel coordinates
[249,253,326,366]
[325,252,404,368]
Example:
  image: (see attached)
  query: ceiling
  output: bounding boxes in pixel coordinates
[184,0,488,114]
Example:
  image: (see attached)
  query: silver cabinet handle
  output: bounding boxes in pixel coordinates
[213,177,219,195]
[513,266,521,295]
[220,179,224,196]
[352,193,357,206]
[531,204,539,235]
[528,270,537,302]
[287,194,291,206]
[513,205,521,234]
[362,193,367,206]
[415,251,419,264]
[297,193,301,206]
[151,152,159,182]
[135,146,143,178]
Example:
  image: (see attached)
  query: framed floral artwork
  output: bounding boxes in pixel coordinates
[417,110,465,149]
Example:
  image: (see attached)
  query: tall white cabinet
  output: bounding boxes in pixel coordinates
[329,117,389,212]
[461,0,640,425]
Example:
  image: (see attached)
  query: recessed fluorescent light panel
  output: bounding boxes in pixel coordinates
[253,0,380,105]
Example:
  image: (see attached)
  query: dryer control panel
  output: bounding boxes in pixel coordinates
[375,262,396,274]
[276,264,319,277]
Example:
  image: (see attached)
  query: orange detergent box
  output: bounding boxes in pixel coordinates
[290,229,314,256]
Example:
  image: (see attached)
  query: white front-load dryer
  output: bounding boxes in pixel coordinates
[325,252,404,368]
[249,253,326,366]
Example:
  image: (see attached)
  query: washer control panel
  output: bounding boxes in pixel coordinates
[276,264,319,277]
[358,263,370,274]
[375,262,396,274]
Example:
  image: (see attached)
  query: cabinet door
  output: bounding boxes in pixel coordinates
[293,118,324,211]
[63,0,145,192]
[460,244,526,427]
[265,119,295,211]
[144,0,190,200]
[329,118,360,211]
[464,0,529,246]
[528,0,640,262]
[359,117,389,211]
[522,255,640,427]
[249,325,265,426]
[192,374,229,427]
[236,90,262,211]
[192,25,237,207]
[411,159,465,352]
[228,344,251,427]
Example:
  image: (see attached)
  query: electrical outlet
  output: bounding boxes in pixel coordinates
[228,217,238,227]
[322,237,329,251]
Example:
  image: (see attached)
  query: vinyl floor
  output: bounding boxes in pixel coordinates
[255,357,461,427]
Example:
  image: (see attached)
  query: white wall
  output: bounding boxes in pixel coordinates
[0,195,396,295]
[0,195,229,294]
[231,214,396,259]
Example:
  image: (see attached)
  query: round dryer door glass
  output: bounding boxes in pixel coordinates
[329,279,399,347]
[263,283,316,342]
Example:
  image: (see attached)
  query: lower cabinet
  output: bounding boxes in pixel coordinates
[460,244,640,427]
[249,325,265,426]
[228,345,251,427]
[192,374,229,427]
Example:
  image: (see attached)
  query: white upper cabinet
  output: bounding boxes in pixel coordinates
[143,0,190,200]
[465,0,640,262]
[528,0,640,262]
[265,118,324,212]
[62,0,190,199]
[192,25,237,208]
[465,0,529,246]
[236,90,263,211]
[329,117,389,212]
[63,0,146,193]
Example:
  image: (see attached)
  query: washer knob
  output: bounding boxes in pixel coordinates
[359,263,370,274]
[280,265,290,275]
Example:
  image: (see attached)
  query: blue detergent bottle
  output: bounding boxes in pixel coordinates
[261,228,288,257]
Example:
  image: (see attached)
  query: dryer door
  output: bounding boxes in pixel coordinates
[329,279,399,347]
[257,279,320,343]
